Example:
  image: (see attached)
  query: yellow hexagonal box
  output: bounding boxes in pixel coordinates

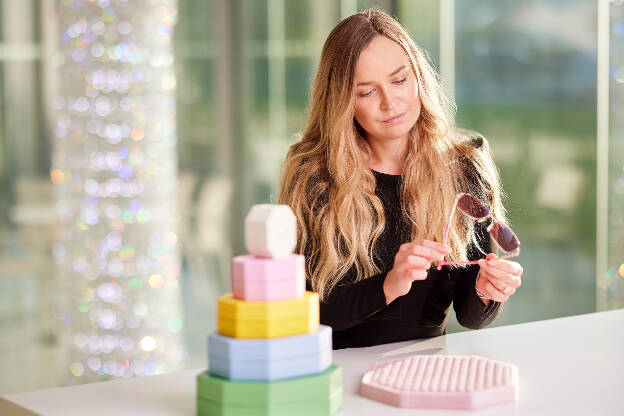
[217,291,319,339]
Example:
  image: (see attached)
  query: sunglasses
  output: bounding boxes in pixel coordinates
[437,193,520,270]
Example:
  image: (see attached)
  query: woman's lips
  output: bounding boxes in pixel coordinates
[382,112,406,123]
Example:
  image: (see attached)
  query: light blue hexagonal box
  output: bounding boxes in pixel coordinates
[208,325,332,381]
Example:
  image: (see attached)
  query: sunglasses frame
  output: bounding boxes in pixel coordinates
[437,193,520,270]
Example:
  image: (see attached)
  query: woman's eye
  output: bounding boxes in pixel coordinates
[357,77,405,98]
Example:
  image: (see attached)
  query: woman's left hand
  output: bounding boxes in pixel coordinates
[476,253,523,303]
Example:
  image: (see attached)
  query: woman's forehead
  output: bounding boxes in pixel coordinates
[355,36,410,83]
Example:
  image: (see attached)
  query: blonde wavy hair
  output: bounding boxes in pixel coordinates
[278,9,506,301]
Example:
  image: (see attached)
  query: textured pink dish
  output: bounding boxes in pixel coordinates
[361,355,518,409]
[231,254,305,301]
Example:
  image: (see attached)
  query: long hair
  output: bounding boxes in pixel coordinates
[278,9,506,301]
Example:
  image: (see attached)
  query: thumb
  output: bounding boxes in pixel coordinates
[485,253,498,261]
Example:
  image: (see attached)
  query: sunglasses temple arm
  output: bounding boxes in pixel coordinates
[437,220,453,271]
[437,260,480,268]
[438,250,520,268]
[438,197,460,271]
[442,198,459,246]
[442,220,451,246]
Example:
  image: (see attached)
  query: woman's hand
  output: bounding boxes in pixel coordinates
[383,240,450,305]
[476,253,523,305]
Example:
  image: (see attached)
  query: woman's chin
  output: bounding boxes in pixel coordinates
[377,126,412,141]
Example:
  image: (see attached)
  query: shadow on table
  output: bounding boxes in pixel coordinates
[381,337,447,358]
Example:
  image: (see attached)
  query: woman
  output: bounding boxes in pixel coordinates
[278,9,523,349]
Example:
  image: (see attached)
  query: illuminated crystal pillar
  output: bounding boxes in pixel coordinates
[598,0,624,310]
[606,1,624,308]
[50,0,183,383]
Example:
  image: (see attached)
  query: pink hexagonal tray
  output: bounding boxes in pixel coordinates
[361,355,518,409]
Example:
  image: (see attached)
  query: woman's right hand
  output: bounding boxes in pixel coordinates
[383,240,450,304]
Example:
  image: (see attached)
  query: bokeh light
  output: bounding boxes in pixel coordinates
[52,0,182,384]
[140,336,157,352]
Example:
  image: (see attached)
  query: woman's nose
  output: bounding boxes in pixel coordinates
[379,88,397,110]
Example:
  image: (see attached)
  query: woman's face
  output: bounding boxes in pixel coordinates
[354,35,421,144]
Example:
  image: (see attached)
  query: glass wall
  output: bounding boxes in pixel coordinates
[0,0,618,394]
[603,0,624,310]
[0,0,55,394]
[402,0,598,331]
[450,0,598,329]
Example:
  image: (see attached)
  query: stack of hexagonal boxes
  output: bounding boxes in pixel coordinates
[196,204,343,416]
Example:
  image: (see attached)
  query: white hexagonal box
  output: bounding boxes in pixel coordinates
[245,204,297,259]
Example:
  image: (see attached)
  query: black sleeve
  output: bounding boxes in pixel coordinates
[306,271,391,332]
[452,264,502,329]
[452,221,503,329]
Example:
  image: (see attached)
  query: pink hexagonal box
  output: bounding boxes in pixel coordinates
[231,254,305,301]
[361,355,518,410]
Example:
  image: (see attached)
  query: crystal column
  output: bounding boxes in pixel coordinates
[50,0,183,383]
[606,1,624,309]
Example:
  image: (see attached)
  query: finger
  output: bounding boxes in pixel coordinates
[480,273,506,292]
[481,279,507,302]
[419,240,451,255]
[486,257,523,275]
[478,260,520,286]
[482,274,517,294]
[406,244,446,262]
[404,254,431,270]
[394,255,429,274]
[409,269,428,281]
[403,240,449,257]
[481,267,519,287]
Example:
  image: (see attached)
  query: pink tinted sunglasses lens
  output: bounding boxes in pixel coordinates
[457,194,490,219]
[490,222,519,252]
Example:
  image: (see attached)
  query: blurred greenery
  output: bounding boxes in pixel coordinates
[458,103,597,256]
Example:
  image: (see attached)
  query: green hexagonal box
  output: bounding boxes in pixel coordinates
[196,364,342,416]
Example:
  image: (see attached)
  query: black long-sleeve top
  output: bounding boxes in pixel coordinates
[305,169,503,349]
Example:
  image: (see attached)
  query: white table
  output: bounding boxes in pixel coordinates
[2,309,623,415]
